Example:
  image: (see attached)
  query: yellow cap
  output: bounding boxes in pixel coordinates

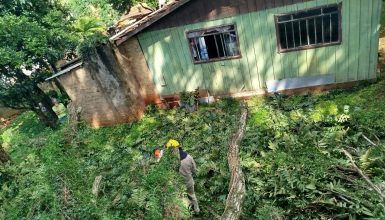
[166,139,180,148]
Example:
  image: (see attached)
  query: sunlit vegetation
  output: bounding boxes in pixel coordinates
[3,81,385,219]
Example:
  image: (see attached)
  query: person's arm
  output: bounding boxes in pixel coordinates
[191,156,197,175]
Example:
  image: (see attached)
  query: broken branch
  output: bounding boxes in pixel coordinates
[221,104,248,220]
[362,134,377,146]
[342,149,385,213]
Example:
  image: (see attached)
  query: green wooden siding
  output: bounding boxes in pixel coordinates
[138,0,382,96]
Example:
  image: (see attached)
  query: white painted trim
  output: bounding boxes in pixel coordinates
[45,62,83,81]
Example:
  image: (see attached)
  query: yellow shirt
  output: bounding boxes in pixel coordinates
[52,103,67,118]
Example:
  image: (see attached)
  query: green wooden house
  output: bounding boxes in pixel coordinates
[111,0,382,99]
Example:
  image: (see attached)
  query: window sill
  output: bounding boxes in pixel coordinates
[278,41,342,53]
[193,55,242,64]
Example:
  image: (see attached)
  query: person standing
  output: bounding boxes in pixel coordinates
[51,98,67,124]
[166,139,200,214]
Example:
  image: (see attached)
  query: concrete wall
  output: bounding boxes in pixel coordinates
[114,37,160,105]
[55,38,158,127]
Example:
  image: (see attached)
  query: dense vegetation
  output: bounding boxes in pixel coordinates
[241,81,385,219]
[2,81,385,219]
[0,99,239,219]
[0,0,158,128]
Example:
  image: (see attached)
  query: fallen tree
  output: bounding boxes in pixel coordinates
[221,104,248,220]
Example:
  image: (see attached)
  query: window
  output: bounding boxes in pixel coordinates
[187,25,240,63]
[275,4,341,52]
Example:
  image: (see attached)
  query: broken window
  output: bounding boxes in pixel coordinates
[187,25,240,63]
[276,4,341,52]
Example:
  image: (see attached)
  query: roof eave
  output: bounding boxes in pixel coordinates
[109,0,190,46]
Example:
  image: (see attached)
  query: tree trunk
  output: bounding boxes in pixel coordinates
[221,105,248,220]
[30,85,59,128]
[0,146,11,165]
[50,63,70,100]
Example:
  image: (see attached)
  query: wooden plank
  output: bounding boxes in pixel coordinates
[258,8,276,81]
[283,0,293,6]
[145,0,315,32]
[217,17,240,93]
[137,33,164,94]
[274,0,285,8]
[296,1,309,77]
[193,19,230,93]
[170,27,197,92]
[256,0,266,10]
[152,30,175,94]
[182,23,209,91]
[247,0,257,12]
[347,0,360,81]
[240,13,259,90]
[314,0,325,75]
[239,0,249,13]
[280,2,299,78]
[326,0,339,78]
[304,0,318,76]
[369,0,382,79]
[269,6,284,80]
[335,0,350,83]
[264,0,274,9]
[357,0,372,80]
[251,10,269,88]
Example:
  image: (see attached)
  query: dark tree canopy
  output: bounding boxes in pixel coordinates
[0,0,77,127]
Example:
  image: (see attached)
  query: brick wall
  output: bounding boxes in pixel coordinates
[56,39,158,128]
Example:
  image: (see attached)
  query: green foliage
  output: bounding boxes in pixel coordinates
[0,101,240,218]
[180,89,199,107]
[4,79,385,219]
[241,80,385,219]
[76,32,108,58]
[0,0,76,127]
[65,0,121,25]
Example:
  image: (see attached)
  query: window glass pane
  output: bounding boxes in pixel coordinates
[308,18,316,45]
[198,37,209,60]
[323,6,338,13]
[293,21,301,47]
[315,16,323,44]
[278,23,287,49]
[293,9,321,19]
[227,31,239,56]
[189,39,199,61]
[286,23,295,49]
[215,35,225,58]
[204,35,219,59]
[276,4,340,51]
[187,25,240,62]
[300,20,308,46]
[331,13,339,42]
[278,15,292,22]
[323,15,331,43]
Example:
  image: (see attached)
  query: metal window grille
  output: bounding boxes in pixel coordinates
[276,5,341,52]
[187,25,240,63]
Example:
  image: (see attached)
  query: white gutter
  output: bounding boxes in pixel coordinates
[45,62,83,81]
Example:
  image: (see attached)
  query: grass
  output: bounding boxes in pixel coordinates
[2,80,385,219]
[241,80,385,219]
[0,100,240,219]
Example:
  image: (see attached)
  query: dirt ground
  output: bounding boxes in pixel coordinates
[0,107,22,129]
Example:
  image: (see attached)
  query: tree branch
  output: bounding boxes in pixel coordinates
[342,149,385,213]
